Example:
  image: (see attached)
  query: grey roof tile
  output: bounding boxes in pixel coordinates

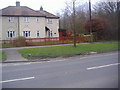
[0,6,59,18]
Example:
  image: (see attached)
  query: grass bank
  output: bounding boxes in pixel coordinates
[18,41,119,59]
[0,51,7,61]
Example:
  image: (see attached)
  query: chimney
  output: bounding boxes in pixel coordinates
[16,1,20,7]
[40,6,43,11]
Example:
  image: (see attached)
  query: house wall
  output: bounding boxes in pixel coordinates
[46,18,59,37]
[19,17,46,38]
[1,16,59,40]
[0,16,2,40]
[2,16,19,40]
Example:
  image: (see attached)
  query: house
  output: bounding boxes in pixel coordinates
[0,1,59,40]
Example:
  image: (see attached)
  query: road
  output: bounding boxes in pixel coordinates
[1,52,119,88]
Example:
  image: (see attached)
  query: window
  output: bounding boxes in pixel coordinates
[8,17,14,22]
[57,20,59,24]
[47,19,52,23]
[50,31,53,37]
[24,17,29,22]
[7,31,15,38]
[37,31,40,37]
[36,18,39,22]
[48,31,50,37]
[23,31,30,37]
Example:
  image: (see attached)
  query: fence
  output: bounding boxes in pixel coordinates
[1,36,91,47]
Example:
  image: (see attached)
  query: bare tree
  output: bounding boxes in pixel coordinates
[59,1,89,35]
[93,1,118,40]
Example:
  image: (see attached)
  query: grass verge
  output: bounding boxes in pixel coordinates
[0,51,7,61]
[18,41,119,59]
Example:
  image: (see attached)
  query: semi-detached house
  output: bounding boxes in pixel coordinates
[0,2,59,40]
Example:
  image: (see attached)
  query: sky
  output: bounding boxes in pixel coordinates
[0,0,100,14]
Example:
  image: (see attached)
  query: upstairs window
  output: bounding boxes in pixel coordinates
[47,19,52,23]
[36,18,39,22]
[7,31,15,38]
[24,17,29,22]
[8,17,14,22]
[23,31,30,37]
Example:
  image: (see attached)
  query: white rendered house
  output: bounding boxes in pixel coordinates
[0,2,59,40]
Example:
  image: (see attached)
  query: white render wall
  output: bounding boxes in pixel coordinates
[2,16,19,40]
[46,19,59,37]
[19,17,46,38]
[0,16,2,40]
[1,16,59,40]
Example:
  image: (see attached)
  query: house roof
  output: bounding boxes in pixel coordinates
[0,4,59,19]
[1,6,45,17]
[39,10,59,18]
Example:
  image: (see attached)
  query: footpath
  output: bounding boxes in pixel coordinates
[3,49,28,63]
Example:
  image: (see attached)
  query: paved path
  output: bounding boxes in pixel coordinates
[3,49,27,63]
[1,43,89,50]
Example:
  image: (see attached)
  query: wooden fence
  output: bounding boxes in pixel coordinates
[1,36,91,47]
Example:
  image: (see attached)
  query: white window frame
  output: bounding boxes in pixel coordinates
[50,31,53,37]
[23,31,30,37]
[7,31,15,38]
[47,19,52,23]
[57,20,59,24]
[23,17,29,22]
[8,17,14,22]
[37,31,40,37]
[36,18,39,22]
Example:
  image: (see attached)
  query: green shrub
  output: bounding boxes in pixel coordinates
[70,34,74,37]
[79,33,85,36]
[84,35,92,42]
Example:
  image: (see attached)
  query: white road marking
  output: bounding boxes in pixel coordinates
[0,77,35,83]
[87,63,120,70]
[13,63,31,66]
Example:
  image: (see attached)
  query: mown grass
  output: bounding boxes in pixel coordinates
[0,44,2,48]
[18,41,119,59]
[0,51,7,61]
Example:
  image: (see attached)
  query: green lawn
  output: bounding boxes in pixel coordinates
[18,41,119,59]
[0,51,7,61]
[0,44,2,48]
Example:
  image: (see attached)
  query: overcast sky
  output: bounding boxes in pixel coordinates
[0,0,100,14]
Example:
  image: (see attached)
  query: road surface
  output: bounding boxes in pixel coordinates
[1,52,119,88]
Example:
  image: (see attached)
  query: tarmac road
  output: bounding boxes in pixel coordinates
[1,52,119,88]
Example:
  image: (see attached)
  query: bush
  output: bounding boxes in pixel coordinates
[13,36,26,47]
[70,34,74,37]
[83,35,92,42]
[85,18,109,40]
[78,34,85,36]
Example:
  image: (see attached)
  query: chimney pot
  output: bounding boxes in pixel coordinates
[40,6,43,11]
[16,1,20,6]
